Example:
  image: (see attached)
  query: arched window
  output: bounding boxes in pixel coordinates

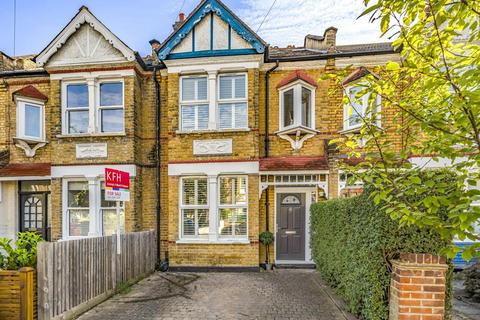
[282,195,301,204]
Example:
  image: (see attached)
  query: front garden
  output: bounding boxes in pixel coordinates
[310,186,453,320]
[0,232,42,320]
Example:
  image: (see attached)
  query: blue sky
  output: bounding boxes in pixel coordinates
[0,0,383,57]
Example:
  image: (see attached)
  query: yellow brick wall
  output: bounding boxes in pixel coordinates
[0,63,158,240]
[0,54,406,266]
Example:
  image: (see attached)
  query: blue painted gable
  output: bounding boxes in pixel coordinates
[157,0,266,60]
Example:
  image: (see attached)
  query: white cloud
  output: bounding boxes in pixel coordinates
[237,0,385,47]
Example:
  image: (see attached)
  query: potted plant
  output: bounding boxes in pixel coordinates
[259,231,274,270]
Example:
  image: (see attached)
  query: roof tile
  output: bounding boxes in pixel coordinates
[276,70,318,89]
[260,156,328,171]
[13,85,48,101]
[0,163,51,177]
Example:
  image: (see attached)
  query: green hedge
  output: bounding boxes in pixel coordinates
[310,190,451,320]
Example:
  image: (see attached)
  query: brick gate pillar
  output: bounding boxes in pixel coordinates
[389,253,448,320]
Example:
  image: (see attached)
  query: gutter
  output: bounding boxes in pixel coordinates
[0,69,48,78]
[153,66,167,271]
[264,60,279,267]
[265,49,396,63]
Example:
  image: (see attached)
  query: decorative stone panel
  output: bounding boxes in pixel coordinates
[193,139,232,155]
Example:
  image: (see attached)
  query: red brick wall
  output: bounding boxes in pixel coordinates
[389,253,448,320]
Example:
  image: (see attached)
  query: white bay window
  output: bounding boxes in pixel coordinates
[16,98,45,142]
[343,84,381,132]
[279,81,315,130]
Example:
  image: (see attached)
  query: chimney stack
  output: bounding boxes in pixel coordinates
[149,39,161,62]
[304,26,337,51]
[173,12,186,31]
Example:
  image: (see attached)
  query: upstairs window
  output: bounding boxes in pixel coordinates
[98,82,124,133]
[16,98,45,142]
[66,83,89,134]
[218,74,248,129]
[279,82,315,130]
[343,85,381,131]
[180,177,209,238]
[62,79,124,135]
[180,76,209,131]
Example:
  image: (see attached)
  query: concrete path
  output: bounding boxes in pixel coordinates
[453,279,480,320]
[77,269,348,320]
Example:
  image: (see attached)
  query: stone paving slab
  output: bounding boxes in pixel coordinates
[77,269,347,320]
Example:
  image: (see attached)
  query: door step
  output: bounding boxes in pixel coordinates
[275,263,316,269]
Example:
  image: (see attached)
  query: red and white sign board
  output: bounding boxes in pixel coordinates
[105,189,130,202]
[105,168,130,202]
[105,168,130,189]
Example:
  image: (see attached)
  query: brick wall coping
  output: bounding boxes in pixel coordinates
[391,253,448,270]
[391,259,449,271]
[398,253,447,265]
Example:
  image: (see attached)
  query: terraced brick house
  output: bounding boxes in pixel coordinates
[0,0,402,269]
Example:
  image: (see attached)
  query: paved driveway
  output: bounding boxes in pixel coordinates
[78,269,347,320]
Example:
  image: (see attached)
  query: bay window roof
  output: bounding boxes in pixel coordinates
[276,70,318,89]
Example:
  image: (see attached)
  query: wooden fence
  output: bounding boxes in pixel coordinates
[37,231,156,320]
[0,267,36,320]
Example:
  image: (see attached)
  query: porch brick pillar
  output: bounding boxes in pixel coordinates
[389,253,448,320]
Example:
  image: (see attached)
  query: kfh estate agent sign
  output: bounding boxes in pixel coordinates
[105,168,130,254]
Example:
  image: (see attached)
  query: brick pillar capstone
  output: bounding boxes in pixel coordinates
[389,253,448,320]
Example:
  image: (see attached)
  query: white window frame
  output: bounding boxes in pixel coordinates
[179,176,210,239]
[62,178,91,239]
[15,97,46,142]
[61,78,125,135]
[217,175,249,239]
[343,83,381,132]
[278,80,316,131]
[62,80,90,135]
[179,75,209,131]
[98,180,125,236]
[217,73,248,130]
[62,178,125,239]
[96,79,125,134]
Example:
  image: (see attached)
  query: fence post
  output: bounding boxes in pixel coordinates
[37,241,53,320]
[389,253,448,320]
[19,267,35,320]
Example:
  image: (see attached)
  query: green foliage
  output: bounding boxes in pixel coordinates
[310,189,451,319]
[0,232,43,270]
[259,231,274,246]
[329,0,480,259]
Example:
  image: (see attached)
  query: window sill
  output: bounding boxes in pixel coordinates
[14,137,48,144]
[339,124,383,135]
[176,239,251,245]
[275,125,319,135]
[175,128,251,135]
[56,132,126,138]
[338,127,362,134]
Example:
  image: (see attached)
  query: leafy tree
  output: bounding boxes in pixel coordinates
[331,0,480,259]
